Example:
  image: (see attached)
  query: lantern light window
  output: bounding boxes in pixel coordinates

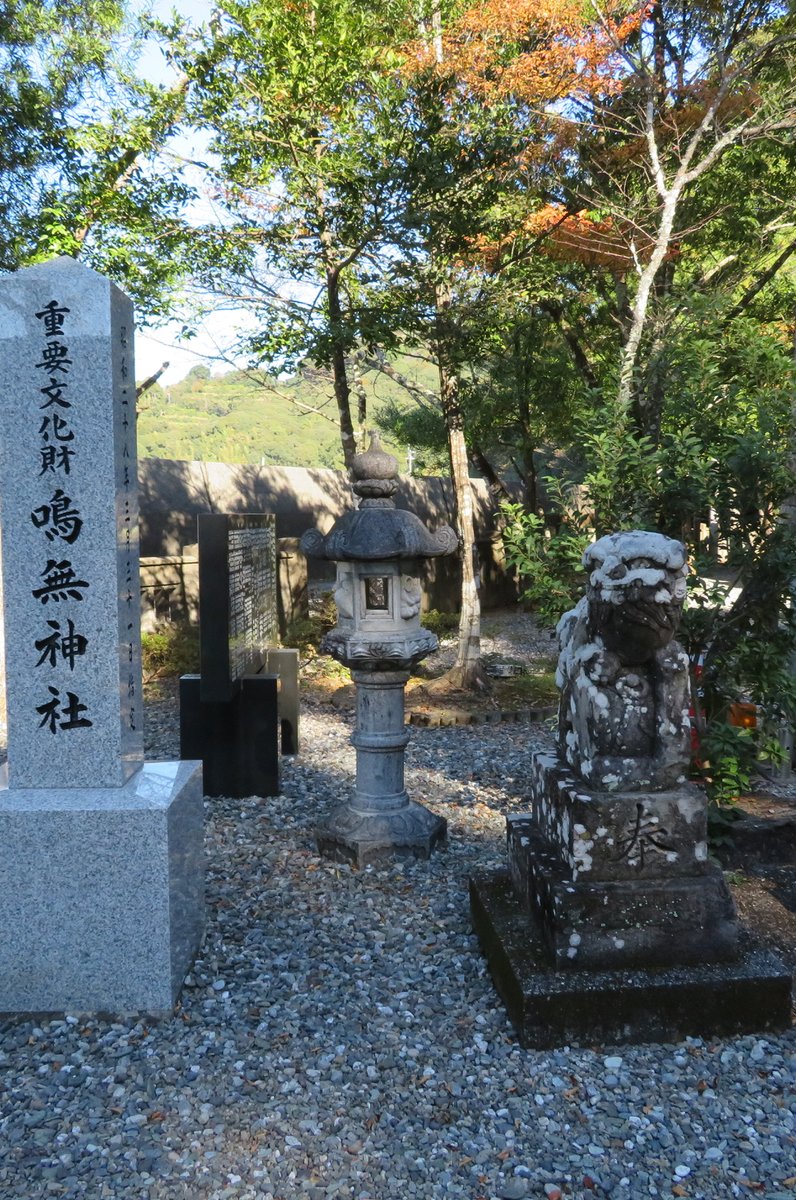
[364,576,390,611]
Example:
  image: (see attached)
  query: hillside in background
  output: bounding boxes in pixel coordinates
[136,356,440,469]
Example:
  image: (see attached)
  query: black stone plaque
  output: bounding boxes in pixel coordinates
[198,513,277,702]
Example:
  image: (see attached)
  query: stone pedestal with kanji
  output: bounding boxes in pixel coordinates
[0,258,203,1015]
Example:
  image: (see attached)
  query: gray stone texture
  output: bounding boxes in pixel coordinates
[0,759,204,1014]
[527,751,708,881]
[0,257,143,788]
[303,437,452,865]
[470,528,791,1044]
[556,531,691,792]
[0,535,5,745]
[315,670,447,866]
[507,808,739,970]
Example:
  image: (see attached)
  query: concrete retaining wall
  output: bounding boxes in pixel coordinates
[138,458,517,612]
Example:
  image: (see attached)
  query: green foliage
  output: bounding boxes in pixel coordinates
[500,297,796,804]
[159,0,421,457]
[697,721,756,808]
[282,592,337,657]
[500,500,589,626]
[137,359,417,467]
[281,616,325,658]
[0,4,205,320]
[682,523,796,802]
[141,621,200,682]
[420,609,459,638]
[0,0,125,268]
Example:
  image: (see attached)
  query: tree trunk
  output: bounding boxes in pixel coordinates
[618,186,680,436]
[437,336,488,690]
[326,268,357,468]
[314,138,357,470]
[470,442,512,507]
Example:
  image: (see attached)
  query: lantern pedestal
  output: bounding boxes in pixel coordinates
[316,670,447,867]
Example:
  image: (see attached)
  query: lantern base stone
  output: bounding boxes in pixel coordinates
[316,800,446,868]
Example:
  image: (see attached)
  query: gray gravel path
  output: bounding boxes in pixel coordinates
[1,693,795,1200]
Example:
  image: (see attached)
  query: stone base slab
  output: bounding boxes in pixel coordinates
[0,760,205,1015]
[508,817,739,969]
[470,871,792,1048]
[316,800,446,868]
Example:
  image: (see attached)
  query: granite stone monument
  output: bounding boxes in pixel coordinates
[471,530,792,1046]
[180,512,286,797]
[0,257,204,1015]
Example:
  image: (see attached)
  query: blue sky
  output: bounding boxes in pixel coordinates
[133,0,253,387]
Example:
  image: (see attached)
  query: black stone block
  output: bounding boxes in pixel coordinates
[470,871,793,1048]
[179,673,279,798]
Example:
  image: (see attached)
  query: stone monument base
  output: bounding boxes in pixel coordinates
[316,800,446,868]
[470,871,792,1048]
[515,755,742,970]
[180,673,279,798]
[0,760,204,1015]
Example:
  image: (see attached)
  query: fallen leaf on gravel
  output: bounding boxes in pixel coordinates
[672,1187,688,1197]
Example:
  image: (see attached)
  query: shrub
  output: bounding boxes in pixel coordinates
[421,608,459,638]
[141,621,200,682]
[500,501,588,626]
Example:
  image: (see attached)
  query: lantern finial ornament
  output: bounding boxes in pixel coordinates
[351,434,399,499]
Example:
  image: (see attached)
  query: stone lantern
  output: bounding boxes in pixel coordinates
[301,435,457,866]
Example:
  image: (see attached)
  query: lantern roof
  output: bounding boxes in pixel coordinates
[300,434,458,563]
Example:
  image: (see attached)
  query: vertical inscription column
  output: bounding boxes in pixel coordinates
[0,257,144,788]
[117,312,141,742]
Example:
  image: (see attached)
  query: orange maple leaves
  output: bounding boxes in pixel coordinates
[412,0,646,106]
[472,201,670,271]
[525,202,657,267]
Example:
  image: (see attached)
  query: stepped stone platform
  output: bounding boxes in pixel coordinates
[470,870,792,1048]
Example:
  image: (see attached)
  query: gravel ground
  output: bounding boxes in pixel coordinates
[2,656,796,1199]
